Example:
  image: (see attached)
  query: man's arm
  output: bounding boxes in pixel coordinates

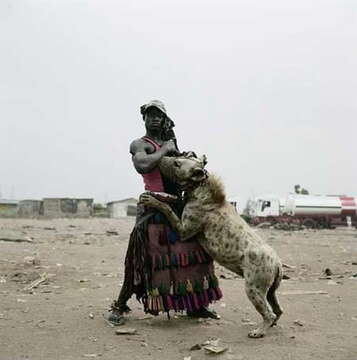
[130,139,178,174]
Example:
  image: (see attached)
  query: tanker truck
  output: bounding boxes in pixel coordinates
[246,194,357,228]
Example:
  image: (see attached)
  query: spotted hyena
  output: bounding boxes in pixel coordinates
[140,154,283,338]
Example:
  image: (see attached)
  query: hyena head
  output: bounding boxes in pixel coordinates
[159,154,208,188]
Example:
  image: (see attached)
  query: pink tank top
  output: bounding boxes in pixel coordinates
[141,137,165,192]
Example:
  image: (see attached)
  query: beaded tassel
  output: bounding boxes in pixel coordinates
[181,253,185,267]
[197,291,205,307]
[169,282,174,295]
[161,255,167,268]
[170,253,177,267]
[173,296,178,311]
[181,296,187,310]
[194,279,202,293]
[148,296,153,311]
[153,297,158,313]
[166,295,173,310]
[180,253,185,267]
[152,288,159,312]
[195,250,202,263]
[186,279,193,293]
[210,276,218,288]
[166,254,170,268]
[178,282,186,296]
[203,290,209,305]
[203,276,209,290]
[215,287,223,299]
[155,255,161,270]
[192,293,200,310]
[210,288,217,301]
[200,250,207,262]
[185,294,193,312]
[158,296,164,312]
[203,278,210,305]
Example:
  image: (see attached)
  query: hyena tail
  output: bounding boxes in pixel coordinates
[267,264,283,324]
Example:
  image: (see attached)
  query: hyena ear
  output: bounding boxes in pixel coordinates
[200,154,207,167]
[192,167,206,182]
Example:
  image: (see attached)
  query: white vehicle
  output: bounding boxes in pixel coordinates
[246,194,357,228]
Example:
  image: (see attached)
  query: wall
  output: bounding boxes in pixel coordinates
[17,200,43,218]
[0,203,18,218]
[43,198,93,218]
[108,202,137,218]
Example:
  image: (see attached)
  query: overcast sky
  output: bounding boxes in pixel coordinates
[1,0,356,207]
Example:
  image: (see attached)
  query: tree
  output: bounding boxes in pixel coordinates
[294,184,309,195]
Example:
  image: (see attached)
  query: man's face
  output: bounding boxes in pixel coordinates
[144,107,166,131]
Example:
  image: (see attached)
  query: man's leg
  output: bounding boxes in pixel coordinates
[107,271,133,325]
[106,207,150,325]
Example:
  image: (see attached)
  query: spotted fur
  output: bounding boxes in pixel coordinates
[140,155,283,338]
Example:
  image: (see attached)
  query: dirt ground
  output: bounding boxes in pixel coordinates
[1,218,357,360]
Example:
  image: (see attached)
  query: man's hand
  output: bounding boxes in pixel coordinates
[139,193,170,211]
[161,140,179,156]
[139,193,161,208]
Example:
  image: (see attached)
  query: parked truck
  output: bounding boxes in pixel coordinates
[245,194,357,228]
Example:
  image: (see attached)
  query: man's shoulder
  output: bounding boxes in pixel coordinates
[130,137,145,146]
[130,137,152,154]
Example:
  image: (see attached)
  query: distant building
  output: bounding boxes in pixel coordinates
[76,198,94,217]
[107,198,138,218]
[0,199,19,218]
[42,198,93,218]
[17,200,43,218]
[92,203,109,218]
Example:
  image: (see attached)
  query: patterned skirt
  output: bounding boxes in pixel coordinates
[142,213,222,315]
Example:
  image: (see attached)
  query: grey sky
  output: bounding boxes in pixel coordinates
[1,0,356,206]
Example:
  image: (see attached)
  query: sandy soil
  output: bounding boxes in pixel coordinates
[1,218,357,360]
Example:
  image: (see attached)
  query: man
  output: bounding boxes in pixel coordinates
[108,100,222,325]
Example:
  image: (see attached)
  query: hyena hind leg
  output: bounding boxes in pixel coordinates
[267,287,283,325]
[245,283,276,338]
[267,267,283,325]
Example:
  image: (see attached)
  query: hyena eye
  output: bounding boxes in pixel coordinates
[174,159,181,167]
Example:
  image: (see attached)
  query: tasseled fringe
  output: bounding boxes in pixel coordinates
[151,250,211,271]
[143,276,223,315]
